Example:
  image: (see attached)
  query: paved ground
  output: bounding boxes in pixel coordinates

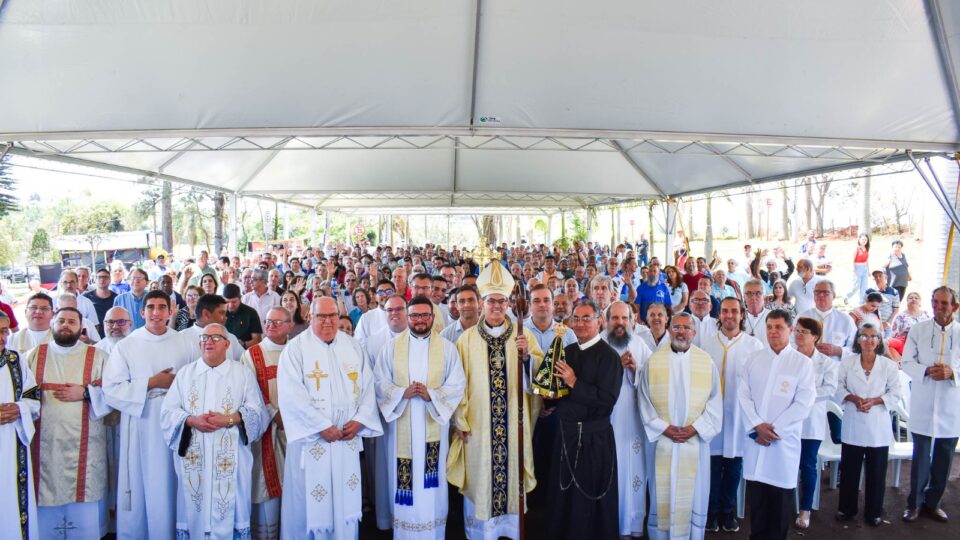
[358,459,960,539]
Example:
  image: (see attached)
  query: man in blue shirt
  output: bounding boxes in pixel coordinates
[112,267,149,330]
[635,259,672,322]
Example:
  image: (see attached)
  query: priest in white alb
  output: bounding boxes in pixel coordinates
[700,297,763,533]
[240,306,293,540]
[448,260,544,540]
[362,294,409,530]
[602,301,652,538]
[638,311,722,540]
[24,307,112,539]
[278,297,383,540]
[8,294,54,358]
[0,311,40,540]
[94,305,132,536]
[161,323,268,539]
[103,291,196,540]
[374,295,466,539]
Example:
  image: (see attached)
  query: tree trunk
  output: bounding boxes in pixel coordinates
[161,181,173,252]
[213,192,225,255]
[704,194,714,259]
[804,179,813,233]
[745,190,755,238]
[860,169,872,235]
[648,202,656,247]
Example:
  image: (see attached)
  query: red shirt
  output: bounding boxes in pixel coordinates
[681,272,704,293]
[853,247,869,264]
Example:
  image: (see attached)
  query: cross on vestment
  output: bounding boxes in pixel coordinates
[55,516,76,540]
[308,361,329,391]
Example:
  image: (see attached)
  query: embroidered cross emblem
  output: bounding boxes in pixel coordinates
[310,441,326,460]
[216,454,233,475]
[184,450,201,468]
[347,473,360,491]
[632,438,643,454]
[633,475,642,492]
[312,483,327,502]
[779,381,790,393]
[54,516,76,540]
[307,361,328,391]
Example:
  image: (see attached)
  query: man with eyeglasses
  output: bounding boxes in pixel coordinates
[25,306,112,539]
[355,279,397,343]
[739,309,816,540]
[371,296,466,539]
[638,311,721,540]
[182,294,244,362]
[742,279,771,347]
[8,293,55,357]
[240,306,294,538]
[449,262,544,540]
[688,290,718,348]
[410,273,447,333]
[542,299,622,539]
[55,293,100,345]
[94,305,131,533]
[901,286,960,523]
[161,322,268,539]
[103,290,195,539]
[603,301,653,538]
[277,297,382,540]
[796,280,855,361]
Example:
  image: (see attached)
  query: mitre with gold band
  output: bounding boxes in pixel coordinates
[475,258,515,298]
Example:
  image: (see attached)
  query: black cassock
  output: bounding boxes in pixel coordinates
[546,337,623,540]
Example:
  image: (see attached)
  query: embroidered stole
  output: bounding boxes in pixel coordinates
[249,345,282,499]
[31,344,96,502]
[476,317,513,518]
[3,349,35,540]
[392,331,445,505]
[648,347,712,536]
[716,333,744,396]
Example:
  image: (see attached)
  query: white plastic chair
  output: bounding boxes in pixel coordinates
[819,400,844,491]
[888,440,914,488]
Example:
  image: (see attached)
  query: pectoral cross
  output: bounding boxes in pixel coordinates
[307,361,328,391]
[54,516,76,540]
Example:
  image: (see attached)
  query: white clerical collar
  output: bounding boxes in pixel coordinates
[578,333,602,350]
[692,314,709,323]
[482,321,507,337]
[261,337,286,350]
[747,309,767,318]
[814,308,833,318]
[197,358,232,374]
[770,344,794,356]
[49,341,81,354]
[933,319,954,332]
[718,331,742,344]
[139,326,173,341]
[410,332,430,341]
[27,328,50,338]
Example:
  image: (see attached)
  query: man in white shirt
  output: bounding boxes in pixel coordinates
[688,290,717,347]
[54,270,100,330]
[797,280,856,361]
[786,259,819,316]
[242,269,282,324]
[8,294,54,357]
[738,310,816,540]
[742,280,770,347]
[900,286,960,523]
[440,286,480,344]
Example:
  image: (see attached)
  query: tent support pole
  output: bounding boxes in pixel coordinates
[228,194,238,256]
[663,200,678,264]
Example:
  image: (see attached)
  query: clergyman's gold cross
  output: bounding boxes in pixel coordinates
[307,361,328,391]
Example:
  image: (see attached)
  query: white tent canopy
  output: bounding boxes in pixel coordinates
[1,0,959,212]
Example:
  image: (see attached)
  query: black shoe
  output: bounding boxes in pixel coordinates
[706,514,720,533]
[721,513,740,533]
[835,511,855,522]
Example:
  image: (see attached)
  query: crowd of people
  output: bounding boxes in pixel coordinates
[0,233,955,540]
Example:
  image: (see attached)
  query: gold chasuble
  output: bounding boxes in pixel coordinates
[447,318,544,521]
[647,346,713,537]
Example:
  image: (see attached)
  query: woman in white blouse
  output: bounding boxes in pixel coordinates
[793,317,839,530]
[835,322,901,526]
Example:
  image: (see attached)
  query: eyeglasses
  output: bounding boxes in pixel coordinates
[569,315,597,324]
[264,319,290,326]
[485,298,509,306]
[794,328,813,336]
[199,335,228,343]
[376,289,395,296]
[858,335,881,341]
[671,324,694,332]
[27,306,52,313]
[744,291,763,297]
[408,313,434,320]
[105,319,129,326]
[813,290,833,296]
[313,313,338,321]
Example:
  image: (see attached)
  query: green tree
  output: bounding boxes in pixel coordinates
[0,157,19,218]
[30,228,51,263]
[0,231,16,266]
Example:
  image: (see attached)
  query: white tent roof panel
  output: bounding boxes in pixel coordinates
[1,0,958,209]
